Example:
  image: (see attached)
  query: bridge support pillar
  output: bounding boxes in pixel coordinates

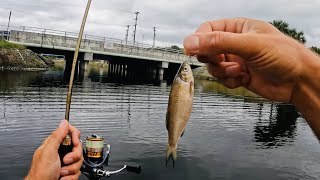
[78,60,89,81]
[115,64,119,76]
[109,63,113,76]
[78,53,92,81]
[64,54,80,81]
[157,62,169,82]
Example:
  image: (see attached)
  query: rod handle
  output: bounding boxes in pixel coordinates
[58,134,73,167]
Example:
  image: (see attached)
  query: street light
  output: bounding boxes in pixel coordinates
[6,11,12,41]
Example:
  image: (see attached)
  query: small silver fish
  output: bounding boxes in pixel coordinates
[165,62,194,167]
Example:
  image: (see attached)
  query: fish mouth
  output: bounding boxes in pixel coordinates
[174,63,184,79]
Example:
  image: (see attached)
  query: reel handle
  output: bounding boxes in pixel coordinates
[58,134,73,167]
[126,165,142,174]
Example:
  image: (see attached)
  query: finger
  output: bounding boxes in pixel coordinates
[63,141,83,165]
[60,170,81,180]
[42,136,50,146]
[61,156,83,176]
[45,120,69,151]
[207,62,242,79]
[69,124,80,146]
[195,21,214,33]
[197,54,226,64]
[219,77,243,89]
[195,18,248,34]
[184,31,262,57]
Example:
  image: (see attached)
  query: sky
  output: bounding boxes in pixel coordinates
[0,0,319,47]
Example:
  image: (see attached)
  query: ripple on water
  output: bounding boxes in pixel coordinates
[0,71,320,180]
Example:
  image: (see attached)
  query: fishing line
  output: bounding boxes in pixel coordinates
[174,62,183,79]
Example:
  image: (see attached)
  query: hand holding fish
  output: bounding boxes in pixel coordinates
[183,17,320,138]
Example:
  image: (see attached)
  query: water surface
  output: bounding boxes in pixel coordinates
[0,70,319,180]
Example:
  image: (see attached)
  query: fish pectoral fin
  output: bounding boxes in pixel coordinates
[180,130,185,137]
[190,81,194,94]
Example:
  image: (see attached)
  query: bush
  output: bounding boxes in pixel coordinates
[0,40,25,49]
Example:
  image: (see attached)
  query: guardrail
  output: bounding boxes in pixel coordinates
[1,25,200,64]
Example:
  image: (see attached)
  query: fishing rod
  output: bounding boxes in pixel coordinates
[58,0,92,165]
[58,1,142,179]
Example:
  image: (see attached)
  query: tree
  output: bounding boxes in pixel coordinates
[310,46,320,55]
[270,20,306,44]
[163,45,184,53]
[170,45,181,50]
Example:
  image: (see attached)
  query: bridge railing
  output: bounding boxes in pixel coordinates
[1,25,200,64]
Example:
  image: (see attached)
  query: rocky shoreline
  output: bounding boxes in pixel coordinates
[0,48,53,71]
[0,67,49,71]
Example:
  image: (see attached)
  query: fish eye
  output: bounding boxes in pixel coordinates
[183,67,188,71]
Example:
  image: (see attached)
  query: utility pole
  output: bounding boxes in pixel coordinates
[5,11,12,40]
[153,27,156,48]
[133,11,139,46]
[125,25,130,46]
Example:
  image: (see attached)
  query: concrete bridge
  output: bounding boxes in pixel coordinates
[4,25,203,84]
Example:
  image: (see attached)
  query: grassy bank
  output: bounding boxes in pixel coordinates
[0,40,53,70]
[192,66,217,80]
[0,40,25,49]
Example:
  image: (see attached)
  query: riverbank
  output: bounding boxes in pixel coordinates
[193,66,262,100]
[192,66,217,81]
[0,40,53,71]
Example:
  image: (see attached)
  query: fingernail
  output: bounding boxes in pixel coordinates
[65,158,73,164]
[59,120,68,128]
[226,66,239,77]
[61,169,69,176]
[184,35,199,51]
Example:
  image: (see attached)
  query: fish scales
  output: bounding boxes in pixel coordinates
[165,62,194,167]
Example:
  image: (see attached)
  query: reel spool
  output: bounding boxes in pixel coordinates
[83,134,110,168]
[86,135,105,163]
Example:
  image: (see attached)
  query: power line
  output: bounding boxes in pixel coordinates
[88,21,130,27]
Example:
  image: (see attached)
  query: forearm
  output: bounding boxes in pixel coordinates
[291,50,320,138]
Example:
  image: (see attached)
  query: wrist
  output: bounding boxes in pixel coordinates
[291,49,320,137]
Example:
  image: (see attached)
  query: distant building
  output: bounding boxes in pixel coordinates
[0,31,10,40]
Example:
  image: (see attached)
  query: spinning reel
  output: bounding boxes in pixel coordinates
[81,134,142,180]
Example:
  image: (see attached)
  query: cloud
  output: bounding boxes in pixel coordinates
[0,0,319,47]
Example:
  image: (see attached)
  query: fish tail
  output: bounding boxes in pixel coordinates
[165,145,177,168]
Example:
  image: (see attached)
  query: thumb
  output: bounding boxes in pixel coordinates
[45,120,69,151]
[183,31,261,58]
